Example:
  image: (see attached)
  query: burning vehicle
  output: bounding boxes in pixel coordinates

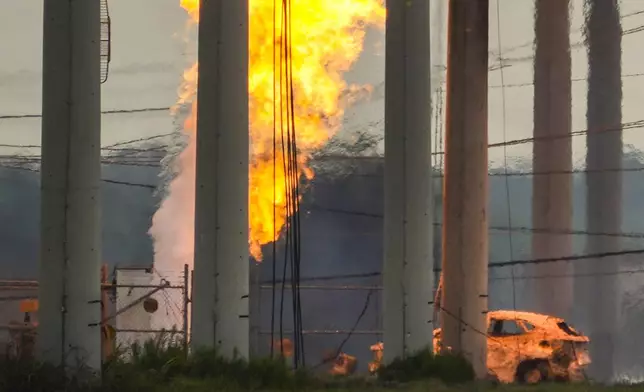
[370,310,591,383]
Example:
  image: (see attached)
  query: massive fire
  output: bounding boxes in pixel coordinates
[172,0,384,261]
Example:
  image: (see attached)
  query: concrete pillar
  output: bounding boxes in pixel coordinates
[532,0,573,318]
[38,0,102,371]
[383,0,433,363]
[249,261,261,358]
[440,0,489,379]
[581,0,622,381]
[191,0,250,359]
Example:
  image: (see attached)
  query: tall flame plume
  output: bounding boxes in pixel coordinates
[151,0,385,267]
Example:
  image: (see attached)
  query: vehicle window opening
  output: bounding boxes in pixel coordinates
[557,321,580,336]
[488,319,524,336]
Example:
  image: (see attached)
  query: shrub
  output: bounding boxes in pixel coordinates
[102,335,312,390]
[376,349,475,384]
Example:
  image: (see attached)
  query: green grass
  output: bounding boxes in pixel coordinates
[0,338,641,392]
[376,348,475,384]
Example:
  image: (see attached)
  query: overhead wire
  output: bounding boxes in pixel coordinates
[3,118,644,156]
[489,267,644,281]
[262,264,644,286]
[0,164,156,189]
[489,71,644,89]
[494,0,518,322]
[315,119,644,158]
[5,159,644,239]
[278,0,290,363]
[263,247,644,286]
[0,106,170,120]
[6,151,644,177]
[270,0,305,368]
[284,0,305,367]
[432,85,445,325]
[491,1,524,357]
[310,289,374,370]
[307,204,644,239]
[3,8,644,125]
[486,9,644,73]
[269,0,278,359]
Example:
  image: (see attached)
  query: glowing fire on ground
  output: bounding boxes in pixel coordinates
[151,0,384,268]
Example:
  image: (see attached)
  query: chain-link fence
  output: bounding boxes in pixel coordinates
[0,264,191,361]
[109,265,190,352]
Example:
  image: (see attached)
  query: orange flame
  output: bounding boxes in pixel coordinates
[177,0,385,260]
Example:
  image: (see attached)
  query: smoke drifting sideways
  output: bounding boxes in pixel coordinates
[147,125,195,333]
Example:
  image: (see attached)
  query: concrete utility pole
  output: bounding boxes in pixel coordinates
[532,0,573,318]
[38,0,102,371]
[191,0,250,359]
[581,0,622,382]
[383,0,433,363]
[440,0,489,379]
[249,262,261,358]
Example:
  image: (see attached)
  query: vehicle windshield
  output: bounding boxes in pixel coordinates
[557,321,580,336]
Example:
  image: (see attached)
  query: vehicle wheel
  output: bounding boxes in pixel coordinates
[517,361,551,384]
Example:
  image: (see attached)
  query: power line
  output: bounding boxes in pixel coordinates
[318,120,644,158]
[103,132,177,148]
[623,9,644,18]
[262,248,644,285]
[0,106,170,120]
[488,120,644,149]
[99,179,155,189]
[488,248,644,269]
[3,119,643,157]
[489,72,644,89]
[490,267,644,281]
[0,164,156,189]
[488,167,644,176]
[487,12,644,73]
[307,205,644,239]
[261,272,381,285]
[4,161,644,238]
[623,24,644,36]
[494,0,518,318]
[0,139,173,153]
[311,289,374,370]
[343,166,644,181]
[263,264,644,286]
[433,167,644,178]
[0,158,163,168]
[5,152,644,177]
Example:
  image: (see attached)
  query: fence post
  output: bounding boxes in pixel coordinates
[182,264,190,356]
[100,264,113,362]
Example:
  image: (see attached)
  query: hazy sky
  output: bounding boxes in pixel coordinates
[1,0,644,167]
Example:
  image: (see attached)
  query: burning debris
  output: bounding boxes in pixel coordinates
[329,353,358,376]
[369,310,591,383]
[368,342,384,374]
[271,338,294,359]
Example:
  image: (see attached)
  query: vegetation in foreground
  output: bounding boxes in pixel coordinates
[0,338,640,392]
